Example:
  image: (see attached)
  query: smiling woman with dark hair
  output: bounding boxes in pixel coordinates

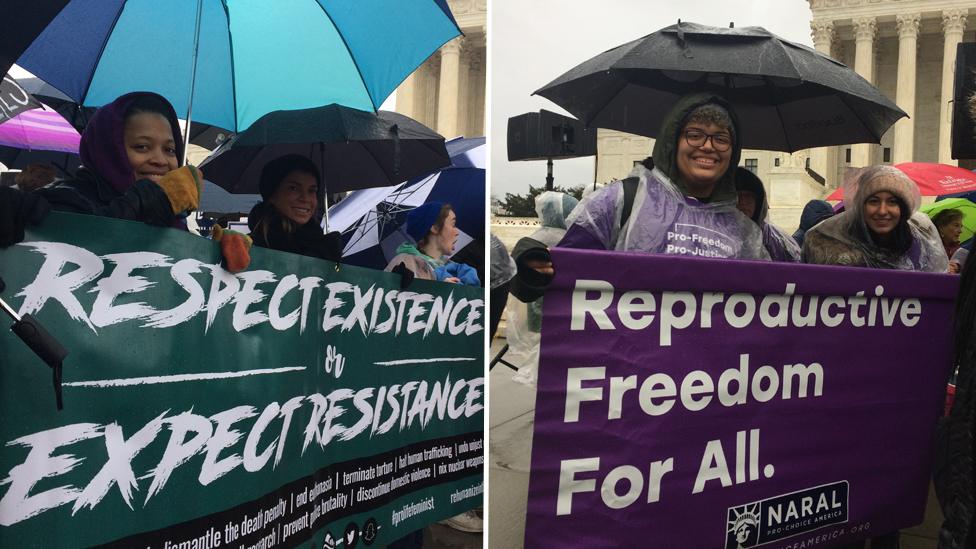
[802,165,946,273]
[0,91,208,249]
[244,154,343,262]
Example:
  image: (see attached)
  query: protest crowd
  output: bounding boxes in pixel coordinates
[496,84,976,548]
[0,3,485,549]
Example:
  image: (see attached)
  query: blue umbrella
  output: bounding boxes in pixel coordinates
[331,137,485,268]
[15,0,461,139]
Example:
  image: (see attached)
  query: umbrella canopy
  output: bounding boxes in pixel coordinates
[0,1,69,77]
[15,0,461,133]
[0,74,41,123]
[332,137,485,268]
[199,104,451,195]
[0,105,80,153]
[17,74,234,150]
[198,180,260,215]
[0,147,80,174]
[827,163,976,200]
[535,21,905,152]
[921,198,976,243]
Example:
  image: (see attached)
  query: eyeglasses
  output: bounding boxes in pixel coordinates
[683,129,732,152]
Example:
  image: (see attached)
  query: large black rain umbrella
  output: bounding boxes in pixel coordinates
[535,21,907,152]
[200,103,450,198]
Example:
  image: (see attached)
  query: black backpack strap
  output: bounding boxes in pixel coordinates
[620,177,639,229]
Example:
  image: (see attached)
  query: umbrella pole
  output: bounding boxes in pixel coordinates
[321,142,330,232]
[182,0,205,167]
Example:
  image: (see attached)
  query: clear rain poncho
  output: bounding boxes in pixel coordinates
[560,94,768,260]
[734,166,801,262]
[507,191,579,386]
[563,164,769,259]
[802,165,947,272]
[489,234,516,290]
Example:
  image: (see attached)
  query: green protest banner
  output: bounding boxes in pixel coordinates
[0,212,484,548]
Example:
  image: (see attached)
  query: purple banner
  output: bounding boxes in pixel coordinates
[525,248,958,549]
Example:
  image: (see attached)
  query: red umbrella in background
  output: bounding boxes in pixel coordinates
[827,162,976,200]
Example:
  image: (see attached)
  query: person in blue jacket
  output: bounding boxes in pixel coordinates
[385,201,480,286]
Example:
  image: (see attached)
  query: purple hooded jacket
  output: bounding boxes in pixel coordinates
[39,92,185,228]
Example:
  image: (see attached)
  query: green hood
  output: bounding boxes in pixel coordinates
[395,242,445,267]
[651,93,741,203]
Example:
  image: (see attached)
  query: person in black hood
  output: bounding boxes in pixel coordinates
[792,199,834,248]
[246,154,343,262]
[734,167,801,262]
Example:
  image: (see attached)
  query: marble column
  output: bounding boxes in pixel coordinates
[809,19,839,187]
[457,48,471,137]
[852,16,877,167]
[424,61,439,129]
[940,9,968,165]
[893,14,921,164]
[396,73,417,119]
[436,37,463,138]
[469,57,485,136]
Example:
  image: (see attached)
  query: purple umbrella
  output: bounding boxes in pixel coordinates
[0,104,79,154]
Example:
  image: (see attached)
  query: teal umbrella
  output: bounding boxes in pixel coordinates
[921,198,976,242]
[15,1,461,148]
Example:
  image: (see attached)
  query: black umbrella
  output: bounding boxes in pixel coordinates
[0,74,41,124]
[0,1,70,78]
[199,104,451,196]
[535,21,907,152]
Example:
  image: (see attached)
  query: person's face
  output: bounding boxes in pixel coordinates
[939,218,963,244]
[862,191,902,236]
[676,121,733,196]
[736,191,757,220]
[431,209,460,256]
[123,112,178,183]
[269,170,318,225]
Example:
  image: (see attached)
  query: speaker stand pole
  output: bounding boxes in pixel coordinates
[546,157,554,190]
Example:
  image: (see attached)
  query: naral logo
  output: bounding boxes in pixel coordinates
[724,481,848,548]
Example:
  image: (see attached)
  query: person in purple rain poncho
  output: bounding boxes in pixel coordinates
[509,93,768,303]
[734,166,801,262]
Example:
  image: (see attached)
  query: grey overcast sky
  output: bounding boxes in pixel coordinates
[490,0,815,198]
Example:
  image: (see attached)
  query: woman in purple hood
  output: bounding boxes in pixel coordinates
[0,91,202,245]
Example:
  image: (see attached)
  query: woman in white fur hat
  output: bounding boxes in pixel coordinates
[802,165,948,272]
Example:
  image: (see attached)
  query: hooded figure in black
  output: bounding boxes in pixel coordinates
[246,154,342,262]
[734,167,801,262]
[792,199,834,248]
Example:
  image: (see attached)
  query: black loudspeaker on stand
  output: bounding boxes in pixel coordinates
[508,110,597,189]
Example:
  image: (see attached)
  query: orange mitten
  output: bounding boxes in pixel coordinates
[212,224,253,273]
[155,165,203,215]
